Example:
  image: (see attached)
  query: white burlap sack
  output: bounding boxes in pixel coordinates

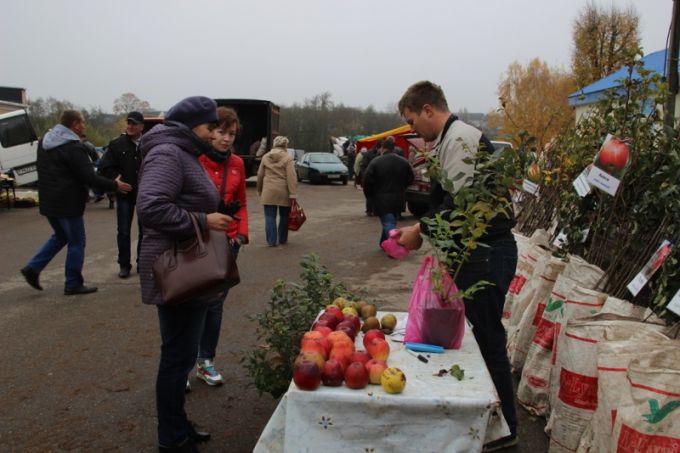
[600,296,666,325]
[549,286,608,407]
[610,349,680,452]
[577,329,672,453]
[517,277,605,417]
[562,255,606,290]
[547,316,669,453]
[529,228,551,248]
[510,257,566,371]
[503,244,551,327]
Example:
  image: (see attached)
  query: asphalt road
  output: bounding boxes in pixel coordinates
[0,181,547,452]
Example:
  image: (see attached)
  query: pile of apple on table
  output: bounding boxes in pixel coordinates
[293,297,406,394]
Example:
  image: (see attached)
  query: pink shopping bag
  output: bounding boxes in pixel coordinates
[404,256,465,349]
[381,229,410,260]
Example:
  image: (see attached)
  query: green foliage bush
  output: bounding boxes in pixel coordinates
[240,253,359,398]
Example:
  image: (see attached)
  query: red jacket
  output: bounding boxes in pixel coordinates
[199,153,249,242]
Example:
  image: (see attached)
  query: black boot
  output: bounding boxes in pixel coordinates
[158,437,199,452]
[187,421,210,443]
[20,266,43,290]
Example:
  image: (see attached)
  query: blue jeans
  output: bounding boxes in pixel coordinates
[156,302,209,447]
[197,243,240,360]
[263,205,290,246]
[379,212,397,244]
[26,216,86,289]
[116,197,142,268]
[454,235,518,436]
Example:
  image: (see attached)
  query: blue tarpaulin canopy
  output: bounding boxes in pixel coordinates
[568,49,677,107]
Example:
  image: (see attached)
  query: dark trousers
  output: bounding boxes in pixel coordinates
[365,197,374,215]
[379,212,397,245]
[156,303,209,446]
[26,216,85,289]
[197,243,240,360]
[263,205,290,246]
[454,236,518,436]
[116,197,142,268]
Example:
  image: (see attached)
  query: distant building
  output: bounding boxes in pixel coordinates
[0,86,28,114]
[568,49,680,123]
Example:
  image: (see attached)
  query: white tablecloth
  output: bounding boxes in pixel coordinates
[254,312,509,453]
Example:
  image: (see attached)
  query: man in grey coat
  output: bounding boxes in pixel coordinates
[20,110,131,295]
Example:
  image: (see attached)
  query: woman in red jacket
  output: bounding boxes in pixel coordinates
[194,106,249,388]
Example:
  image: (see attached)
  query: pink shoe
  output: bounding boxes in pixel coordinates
[381,229,410,260]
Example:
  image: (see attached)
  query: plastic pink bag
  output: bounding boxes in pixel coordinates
[404,256,465,349]
[381,229,410,260]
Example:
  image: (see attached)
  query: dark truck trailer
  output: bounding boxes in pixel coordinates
[142,99,280,178]
[215,99,280,177]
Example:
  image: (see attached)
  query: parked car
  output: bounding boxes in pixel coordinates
[405,140,514,217]
[296,152,348,185]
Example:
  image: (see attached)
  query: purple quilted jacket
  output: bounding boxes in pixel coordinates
[136,123,219,305]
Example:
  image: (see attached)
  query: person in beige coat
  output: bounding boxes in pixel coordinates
[256,136,297,246]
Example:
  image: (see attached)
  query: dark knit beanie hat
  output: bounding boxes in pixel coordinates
[164,96,218,129]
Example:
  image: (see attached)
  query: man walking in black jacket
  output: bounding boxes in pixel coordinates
[20,110,131,295]
[98,111,144,278]
[362,139,414,246]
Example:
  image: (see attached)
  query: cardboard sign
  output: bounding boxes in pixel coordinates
[573,168,591,197]
[627,240,673,297]
[667,289,680,317]
[586,134,630,197]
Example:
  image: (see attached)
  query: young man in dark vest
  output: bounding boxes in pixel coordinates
[397,81,519,452]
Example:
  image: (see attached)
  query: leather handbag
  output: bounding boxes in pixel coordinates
[287,199,306,231]
[153,213,240,305]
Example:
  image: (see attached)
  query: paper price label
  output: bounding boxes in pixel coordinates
[573,169,591,197]
[626,274,648,297]
[667,289,680,316]
[586,165,620,196]
[627,240,672,297]
[522,179,540,196]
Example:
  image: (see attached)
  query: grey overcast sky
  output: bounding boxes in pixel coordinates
[0,0,673,113]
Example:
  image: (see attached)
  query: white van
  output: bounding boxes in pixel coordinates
[0,109,38,185]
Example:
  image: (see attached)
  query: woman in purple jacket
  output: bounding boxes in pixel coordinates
[137,96,235,452]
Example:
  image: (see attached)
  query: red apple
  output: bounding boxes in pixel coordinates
[328,349,351,371]
[312,325,333,337]
[344,362,369,389]
[321,359,344,386]
[302,331,324,342]
[336,320,355,331]
[312,319,332,331]
[362,329,386,349]
[327,330,353,347]
[349,350,371,366]
[526,163,541,184]
[343,314,361,332]
[295,350,325,371]
[293,360,321,391]
[301,337,331,359]
[318,312,339,330]
[336,324,356,342]
[324,305,344,322]
[598,138,629,173]
[366,359,388,384]
[366,337,390,361]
